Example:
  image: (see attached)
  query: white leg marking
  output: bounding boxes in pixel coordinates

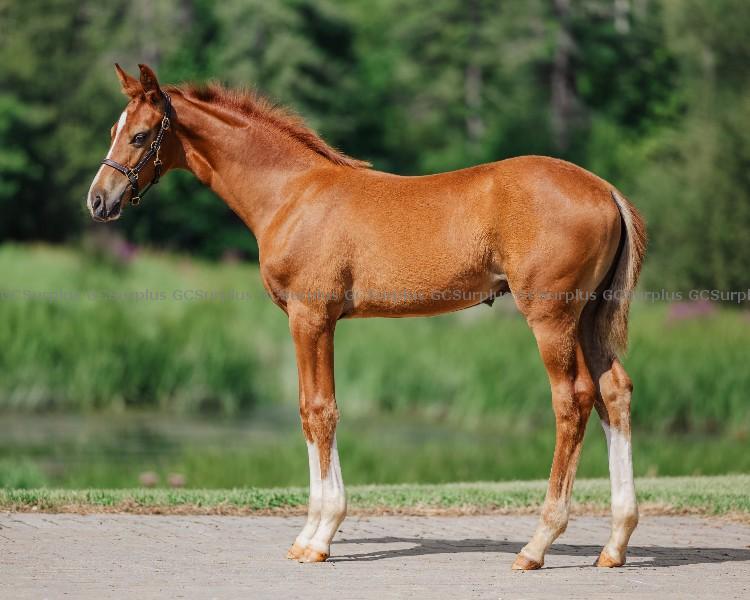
[107,110,128,159]
[602,422,637,518]
[307,436,346,555]
[294,441,323,549]
[602,421,638,560]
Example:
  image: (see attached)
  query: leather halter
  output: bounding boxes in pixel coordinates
[101,91,172,206]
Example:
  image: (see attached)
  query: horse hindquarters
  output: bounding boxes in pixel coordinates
[576,194,645,567]
[511,189,645,569]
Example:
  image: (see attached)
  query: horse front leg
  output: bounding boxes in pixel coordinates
[286,373,324,560]
[286,304,346,563]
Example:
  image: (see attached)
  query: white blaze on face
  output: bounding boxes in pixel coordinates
[87,110,128,208]
[106,110,129,159]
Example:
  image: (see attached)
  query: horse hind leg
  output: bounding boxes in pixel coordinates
[596,361,638,567]
[581,306,639,567]
[595,369,638,566]
[513,311,596,570]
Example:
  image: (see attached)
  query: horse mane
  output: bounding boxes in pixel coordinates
[167,82,370,169]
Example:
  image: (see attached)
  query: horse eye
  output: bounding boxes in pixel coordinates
[131,132,148,146]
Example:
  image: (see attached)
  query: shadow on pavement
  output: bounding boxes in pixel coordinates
[330,537,750,568]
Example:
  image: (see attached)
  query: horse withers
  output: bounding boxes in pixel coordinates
[87,64,646,569]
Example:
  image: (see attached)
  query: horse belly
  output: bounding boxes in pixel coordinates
[344,267,508,318]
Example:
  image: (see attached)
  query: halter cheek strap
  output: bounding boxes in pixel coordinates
[101,91,172,206]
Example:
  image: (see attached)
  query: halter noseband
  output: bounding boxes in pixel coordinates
[101,91,172,206]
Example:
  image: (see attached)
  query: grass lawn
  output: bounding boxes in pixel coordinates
[3,476,748,520]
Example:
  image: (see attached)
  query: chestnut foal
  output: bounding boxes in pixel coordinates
[87,65,646,569]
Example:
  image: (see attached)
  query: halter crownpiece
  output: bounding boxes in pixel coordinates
[101,91,172,206]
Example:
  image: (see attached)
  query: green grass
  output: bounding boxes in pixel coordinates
[2,476,748,517]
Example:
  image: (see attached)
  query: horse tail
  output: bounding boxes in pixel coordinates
[593,190,647,359]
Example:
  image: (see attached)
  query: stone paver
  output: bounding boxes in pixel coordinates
[1,514,749,599]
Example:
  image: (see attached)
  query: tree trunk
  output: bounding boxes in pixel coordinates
[550,0,575,151]
[614,0,631,34]
[464,0,485,145]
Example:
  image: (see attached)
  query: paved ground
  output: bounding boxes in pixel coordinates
[2,513,749,599]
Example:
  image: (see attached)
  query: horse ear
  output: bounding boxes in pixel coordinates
[138,63,162,99]
[114,63,140,98]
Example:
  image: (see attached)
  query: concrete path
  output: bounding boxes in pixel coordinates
[2,513,749,599]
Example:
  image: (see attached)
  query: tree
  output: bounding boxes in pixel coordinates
[636,0,750,292]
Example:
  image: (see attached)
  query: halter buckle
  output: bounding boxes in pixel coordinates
[130,196,141,206]
[162,116,171,130]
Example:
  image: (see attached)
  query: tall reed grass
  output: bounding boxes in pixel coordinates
[1,244,748,435]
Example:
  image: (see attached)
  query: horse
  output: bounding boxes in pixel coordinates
[87,64,646,569]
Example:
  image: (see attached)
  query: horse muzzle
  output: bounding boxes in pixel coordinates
[88,188,123,222]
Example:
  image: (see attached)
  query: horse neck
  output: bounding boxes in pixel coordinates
[171,94,325,240]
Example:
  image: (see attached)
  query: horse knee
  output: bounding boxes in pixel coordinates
[307,395,338,429]
[299,393,336,443]
[304,395,339,474]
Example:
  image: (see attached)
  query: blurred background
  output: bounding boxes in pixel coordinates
[0,0,748,490]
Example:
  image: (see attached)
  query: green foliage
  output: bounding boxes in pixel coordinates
[0,245,285,413]
[0,1,748,288]
[634,0,750,292]
[1,245,749,436]
[0,297,267,413]
[0,458,46,488]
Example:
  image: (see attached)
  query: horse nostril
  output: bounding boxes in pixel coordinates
[92,194,103,213]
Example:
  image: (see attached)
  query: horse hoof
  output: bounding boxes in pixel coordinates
[512,553,543,570]
[286,542,306,560]
[299,547,329,563]
[595,550,625,568]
